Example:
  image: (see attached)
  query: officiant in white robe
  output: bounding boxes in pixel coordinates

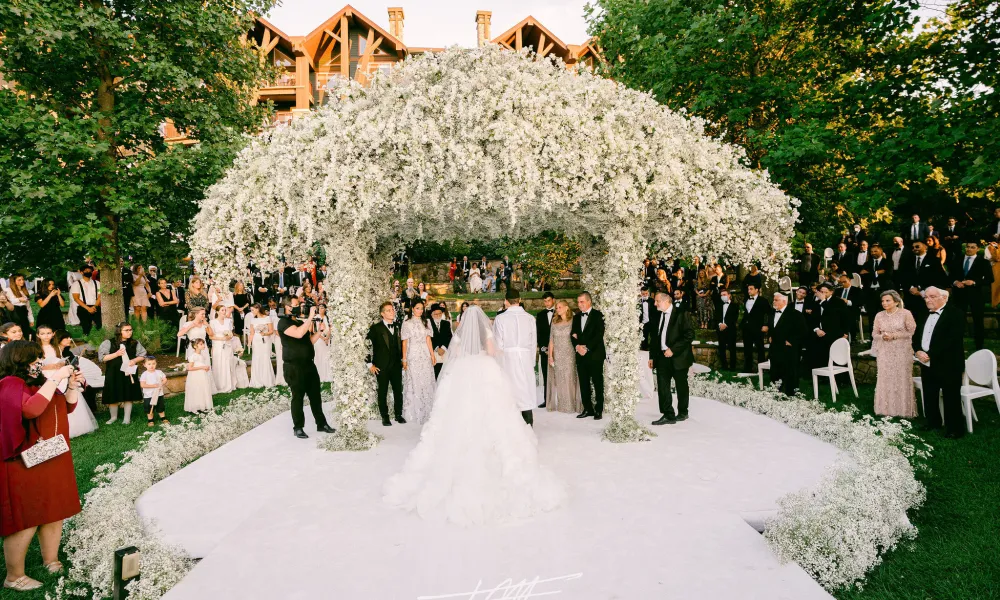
[492,289,538,426]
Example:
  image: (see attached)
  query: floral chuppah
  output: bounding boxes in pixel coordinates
[191,45,797,449]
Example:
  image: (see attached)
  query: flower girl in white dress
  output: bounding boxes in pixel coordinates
[184,338,214,413]
[208,306,237,393]
[248,304,275,388]
[44,328,98,438]
[313,305,333,383]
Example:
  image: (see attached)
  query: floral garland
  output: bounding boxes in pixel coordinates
[59,388,305,599]
[689,377,930,591]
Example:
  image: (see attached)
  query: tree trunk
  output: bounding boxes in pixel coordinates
[95,68,121,331]
[99,260,126,331]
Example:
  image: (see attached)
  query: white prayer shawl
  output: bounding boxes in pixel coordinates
[492,305,538,411]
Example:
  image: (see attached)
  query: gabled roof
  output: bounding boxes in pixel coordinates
[491,16,570,60]
[300,4,406,66]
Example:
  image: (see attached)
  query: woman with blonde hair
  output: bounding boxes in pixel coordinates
[186,277,210,312]
[870,290,917,417]
[130,265,152,321]
[545,300,583,413]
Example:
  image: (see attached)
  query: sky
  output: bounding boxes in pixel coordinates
[264,0,594,48]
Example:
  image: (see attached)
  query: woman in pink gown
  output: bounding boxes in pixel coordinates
[870,290,918,417]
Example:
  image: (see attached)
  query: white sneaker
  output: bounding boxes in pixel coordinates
[106,418,117,425]
[122,419,131,425]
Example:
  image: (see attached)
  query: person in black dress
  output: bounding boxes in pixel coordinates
[232,281,251,339]
[277,297,336,439]
[98,322,146,424]
[34,279,65,331]
[155,279,181,329]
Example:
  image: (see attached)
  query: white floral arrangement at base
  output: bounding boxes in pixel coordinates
[690,376,930,591]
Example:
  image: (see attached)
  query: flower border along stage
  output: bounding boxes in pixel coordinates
[190,45,799,449]
[55,380,926,598]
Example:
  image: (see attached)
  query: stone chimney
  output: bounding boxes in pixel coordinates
[476,11,492,47]
[388,7,404,42]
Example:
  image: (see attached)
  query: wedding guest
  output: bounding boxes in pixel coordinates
[987,242,1000,307]
[870,290,917,417]
[0,323,23,348]
[449,259,459,293]
[0,343,83,591]
[367,301,404,426]
[4,275,34,339]
[278,297,336,439]
[177,307,210,364]
[66,268,82,327]
[672,287,689,313]
[860,243,894,338]
[460,256,471,284]
[183,339,214,413]
[695,267,714,329]
[925,235,947,268]
[232,281,251,338]
[649,291,695,425]
[146,267,160,320]
[833,243,853,269]
[950,241,993,350]
[904,213,930,244]
[130,265,152,322]
[401,300,436,424]
[70,265,101,335]
[546,300,582,413]
[913,287,965,438]
[52,329,99,434]
[429,304,452,379]
[847,223,867,251]
[120,259,133,316]
[268,299,286,385]
[809,283,849,368]
[890,236,906,271]
[742,263,763,295]
[98,322,145,425]
[851,240,870,276]
[468,265,484,293]
[483,268,496,293]
[716,288,739,370]
[138,355,168,426]
[571,292,606,420]
[767,292,807,396]
[710,263,728,314]
[740,283,771,372]
[654,268,672,294]
[837,274,862,341]
[941,217,963,258]
[313,304,333,383]
[208,306,237,394]
[34,279,65,331]
[185,277,210,312]
[988,206,1000,243]
[248,304,276,388]
[536,292,555,407]
[900,240,947,326]
[155,278,181,329]
[0,289,14,326]
[173,278,187,314]
[35,326,64,379]
[456,301,471,323]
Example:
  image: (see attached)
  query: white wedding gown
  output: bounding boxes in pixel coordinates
[383,306,565,526]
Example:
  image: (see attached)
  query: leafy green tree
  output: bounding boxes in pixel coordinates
[0,0,276,327]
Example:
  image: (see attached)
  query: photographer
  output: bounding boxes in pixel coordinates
[277,297,335,439]
[35,279,66,331]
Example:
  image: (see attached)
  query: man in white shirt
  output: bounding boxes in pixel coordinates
[71,264,102,334]
[648,292,695,425]
[493,289,538,426]
[913,287,965,439]
[890,236,905,271]
[636,287,656,404]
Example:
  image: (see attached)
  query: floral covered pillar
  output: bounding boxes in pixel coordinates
[594,226,654,443]
[319,231,384,451]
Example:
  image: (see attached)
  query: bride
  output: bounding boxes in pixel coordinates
[383,306,565,526]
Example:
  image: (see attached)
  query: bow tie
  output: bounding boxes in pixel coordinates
[795,301,804,305]
[930,311,941,316]
[774,310,783,315]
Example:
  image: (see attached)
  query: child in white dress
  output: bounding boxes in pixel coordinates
[209,307,237,393]
[313,306,333,383]
[139,356,169,426]
[184,339,214,413]
[44,327,99,438]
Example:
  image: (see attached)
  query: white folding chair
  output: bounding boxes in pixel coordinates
[823,247,834,268]
[959,349,999,433]
[175,313,187,357]
[757,360,770,389]
[811,337,858,401]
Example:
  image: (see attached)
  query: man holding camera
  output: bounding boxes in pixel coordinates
[278,296,336,439]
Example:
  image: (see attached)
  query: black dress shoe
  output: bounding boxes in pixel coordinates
[316,424,336,434]
[675,414,689,422]
[593,413,603,421]
[395,416,407,424]
[293,428,309,439]
[538,403,547,409]
[382,418,392,427]
[576,411,593,419]
[652,416,676,426]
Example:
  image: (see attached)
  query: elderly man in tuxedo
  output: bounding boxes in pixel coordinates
[740,283,771,373]
[571,291,606,420]
[914,287,966,439]
[767,292,807,396]
[951,241,994,350]
[648,291,695,425]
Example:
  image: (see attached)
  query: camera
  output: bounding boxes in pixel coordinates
[66,353,80,370]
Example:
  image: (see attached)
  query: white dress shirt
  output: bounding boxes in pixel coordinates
[658,309,672,351]
[921,309,943,352]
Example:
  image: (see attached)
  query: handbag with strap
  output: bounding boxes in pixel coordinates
[21,399,69,468]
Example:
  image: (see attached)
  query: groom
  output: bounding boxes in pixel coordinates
[367,301,405,426]
[493,288,538,426]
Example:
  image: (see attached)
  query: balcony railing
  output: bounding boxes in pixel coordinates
[264,73,297,88]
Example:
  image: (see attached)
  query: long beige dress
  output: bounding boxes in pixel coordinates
[986,243,1000,307]
[546,321,583,414]
[871,308,918,417]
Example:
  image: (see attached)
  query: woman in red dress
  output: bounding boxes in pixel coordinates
[1,340,84,591]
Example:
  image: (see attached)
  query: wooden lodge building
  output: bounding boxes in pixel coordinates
[166,4,600,140]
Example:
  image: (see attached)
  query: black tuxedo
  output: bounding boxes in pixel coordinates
[913,305,966,436]
[768,307,807,395]
[536,307,555,397]
[740,294,771,371]
[835,285,862,340]
[941,226,963,257]
[648,308,695,418]
[797,252,820,287]
[809,298,849,367]
[898,253,947,325]
[849,229,867,252]
[367,320,404,420]
[715,299,740,370]
[571,309,606,415]
[833,251,854,271]
[271,269,292,298]
[672,298,689,313]
[638,298,658,352]
[429,318,452,378]
[147,275,159,318]
[950,253,993,349]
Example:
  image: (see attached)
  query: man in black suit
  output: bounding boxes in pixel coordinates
[278,297,337,439]
[716,288,739,370]
[913,287,966,438]
[809,283,849,368]
[899,240,947,326]
[120,259,133,316]
[270,264,292,299]
[672,288,689,313]
[848,223,867,252]
[860,243,894,338]
[768,292,807,396]
[797,243,820,287]
[740,283,771,372]
[849,240,869,276]
[460,256,471,287]
[253,269,270,301]
[648,292,695,425]
[502,256,514,291]
[904,213,930,245]
[147,266,160,320]
[950,241,994,350]
[429,304,452,379]
[836,274,862,341]
[367,301,405,426]
[987,206,1000,242]
[535,292,556,407]
[941,217,963,258]
[638,285,659,403]
[571,291,606,419]
[833,242,853,272]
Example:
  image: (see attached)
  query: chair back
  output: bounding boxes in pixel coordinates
[823,248,835,261]
[851,273,863,288]
[778,276,792,293]
[178,313,187,331]
[965,349,997,387]
[830,337,851,367]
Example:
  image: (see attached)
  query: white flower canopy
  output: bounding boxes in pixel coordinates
[192,45,797,449]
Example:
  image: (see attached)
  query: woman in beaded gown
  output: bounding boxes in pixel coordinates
[545,300,583,414]
[870,290,918,417]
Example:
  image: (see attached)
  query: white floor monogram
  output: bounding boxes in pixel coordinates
[139,394,840,600]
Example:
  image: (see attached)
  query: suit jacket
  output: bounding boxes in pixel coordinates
[860,257,894,292]
[814,298,848,340]
[536,307,555,350]
[797,252,820,282]
[571,309,606,362]
[672,298,689,313]
[769,307,807,363]
[899,254,948,292]
[740,294,771,332]
[987,219,1000,242]
[429,318,452,351]
[950,253,994,303]
[366,321,403,372]
[638,298,659,351]
[834,251,854,270]
[940,226,963,252]
[647,309,695,370]
[834,286,862,315]
[904,222,930,243]
[716,300,740,333]
[912,304,965,372]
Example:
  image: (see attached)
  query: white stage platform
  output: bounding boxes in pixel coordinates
[139,396,840,600]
